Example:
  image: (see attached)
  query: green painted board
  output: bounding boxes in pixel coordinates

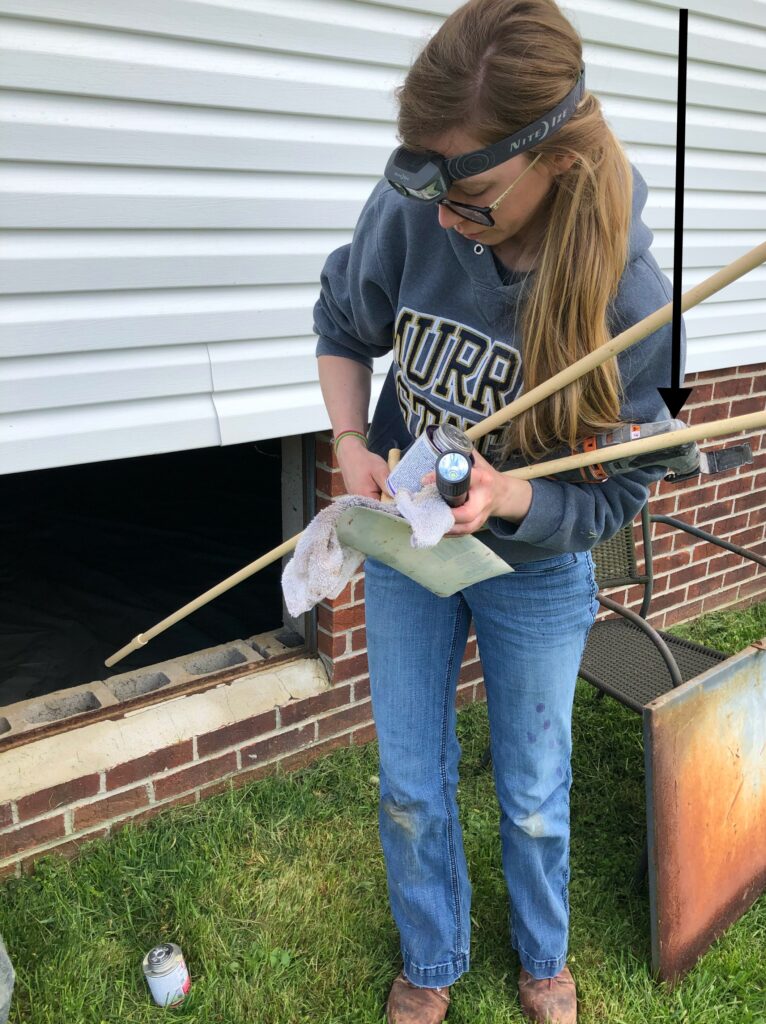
[335,507,513,596]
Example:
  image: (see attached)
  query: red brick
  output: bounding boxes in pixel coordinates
[241,724,315,768]
[315,437,335,467]
[350,722,378,746]
[676,484,718,513]
[316,465,347,499]
[73,786,148,830]
[126,792,197,826]
[330,652,370,683]
[692,368,726,382]
[651,550,692,576]
[316,495,333,512]
[714,512,752,538]
[748,506,766,528]
[476,681,487,702]
[707,550,741,575]
[0,815,66,859]
[671,557,716,589]
[279,734,352,773]
[738,577,766,601]
[688,403,729,427]
[197,709,277,758]
[317,701,373,739]
[713,377,753,400]
[320,583,354,610]
[0,804,12,829]
[353,575,366,603]
[751,373,766,395]
[686,383,715,404]
[279,684,351,727]
[729,526,766,550]
[458,661,484,685]
[724,564,758,588]
[17,774,100,820]
[737,489,766,513]
[351,627,367,652]
[646,590,687,616]
[154,752,238,801]
[718,475,755,500]
[456,684,477,709]
[20,829,109,874]
[695,500,735,527]
[0,862,19,881]
[353,678,371,701]
[651,494,678,516]
[318,602,365,633]
[648,533,674,556]
[318,627,348,659]
[729,396,766,418]
[106,740,194,791]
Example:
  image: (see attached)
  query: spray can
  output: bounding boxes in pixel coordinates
[386,424,473,497]
[142,942,191,1007]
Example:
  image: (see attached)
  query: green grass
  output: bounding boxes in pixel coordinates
[2,602,765,1023]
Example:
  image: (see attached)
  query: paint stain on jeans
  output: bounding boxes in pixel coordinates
[381,797,418,838]
[517,812,546,838]
[536,703,546,713]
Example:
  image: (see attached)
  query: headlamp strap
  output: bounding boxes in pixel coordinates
[444,69,586,181]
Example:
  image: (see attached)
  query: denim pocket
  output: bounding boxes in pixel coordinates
[509,552,577,574]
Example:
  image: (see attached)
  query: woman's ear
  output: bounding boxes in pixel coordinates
[550,152,577,175]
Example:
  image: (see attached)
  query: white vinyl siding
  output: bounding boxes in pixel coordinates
[0,0,763,472]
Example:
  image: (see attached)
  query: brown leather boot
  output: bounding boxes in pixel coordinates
[386,970,451,1024]
[518,965,577,1023]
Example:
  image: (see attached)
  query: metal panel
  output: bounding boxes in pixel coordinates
[644,641,766,982]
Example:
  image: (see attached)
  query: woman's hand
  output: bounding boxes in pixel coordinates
[336,438,391,500]
[422,449,533,536]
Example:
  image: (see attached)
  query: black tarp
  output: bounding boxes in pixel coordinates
[1,442,287,705]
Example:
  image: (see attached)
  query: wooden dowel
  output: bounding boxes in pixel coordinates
[104,533,303,667]
[466,240,766,443]
[503,411,766,481]
[105,241,766,668]
[380,448,401,504]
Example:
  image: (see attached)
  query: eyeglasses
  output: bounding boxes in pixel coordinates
[437,153,544,227]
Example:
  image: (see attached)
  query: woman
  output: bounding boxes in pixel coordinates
[314,1,681,1021]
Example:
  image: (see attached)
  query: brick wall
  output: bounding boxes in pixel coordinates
[2,363,762,877]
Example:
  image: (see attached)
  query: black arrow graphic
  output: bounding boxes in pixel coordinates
[658,7,693,418]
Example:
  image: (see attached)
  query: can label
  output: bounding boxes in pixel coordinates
[143,943,191,1007]
[386,425,472,497]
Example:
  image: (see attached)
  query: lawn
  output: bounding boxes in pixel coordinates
[1,602,765,1023]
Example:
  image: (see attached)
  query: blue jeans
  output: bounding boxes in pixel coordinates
[364,549,599,987]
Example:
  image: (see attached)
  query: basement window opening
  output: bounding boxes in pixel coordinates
[1,437,315,744]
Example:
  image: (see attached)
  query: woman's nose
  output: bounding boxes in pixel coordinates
[437,202,464,231]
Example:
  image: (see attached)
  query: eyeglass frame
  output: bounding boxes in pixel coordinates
[436,152,544,227]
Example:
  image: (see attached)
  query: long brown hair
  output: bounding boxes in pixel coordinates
[396,0,632,460]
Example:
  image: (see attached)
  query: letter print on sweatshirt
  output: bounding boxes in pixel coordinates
[393,306,522,457]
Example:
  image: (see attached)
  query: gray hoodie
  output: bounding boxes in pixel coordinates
[314,166,684,563]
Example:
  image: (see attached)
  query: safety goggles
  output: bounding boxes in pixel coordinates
[385,69,585,210]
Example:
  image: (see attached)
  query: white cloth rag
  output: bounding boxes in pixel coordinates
[281,485,454,616]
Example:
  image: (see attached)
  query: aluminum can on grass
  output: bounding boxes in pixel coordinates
[142,942,191,1007]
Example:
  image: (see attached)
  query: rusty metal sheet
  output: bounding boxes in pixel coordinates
[643,640,766,983]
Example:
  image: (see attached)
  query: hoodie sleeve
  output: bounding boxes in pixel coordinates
[314,182,399,371]
[486,251,684,552]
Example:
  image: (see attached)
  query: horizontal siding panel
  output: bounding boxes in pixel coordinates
[687,330,766,374]
[0,395,221,472]
[0,167,376,229]
[0,2,438,68]
[0,24,400,122]
[0,346,212,413]
[0,92,395,174]
[650,232,766,270]
[0,230,349,294]
[0,286,319,357]
[214,370,387,446]
[683,298,766,339]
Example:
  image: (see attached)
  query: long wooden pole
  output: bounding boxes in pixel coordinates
[504,410,766,481]
[466,239,766,442]
[104,241,766,668]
